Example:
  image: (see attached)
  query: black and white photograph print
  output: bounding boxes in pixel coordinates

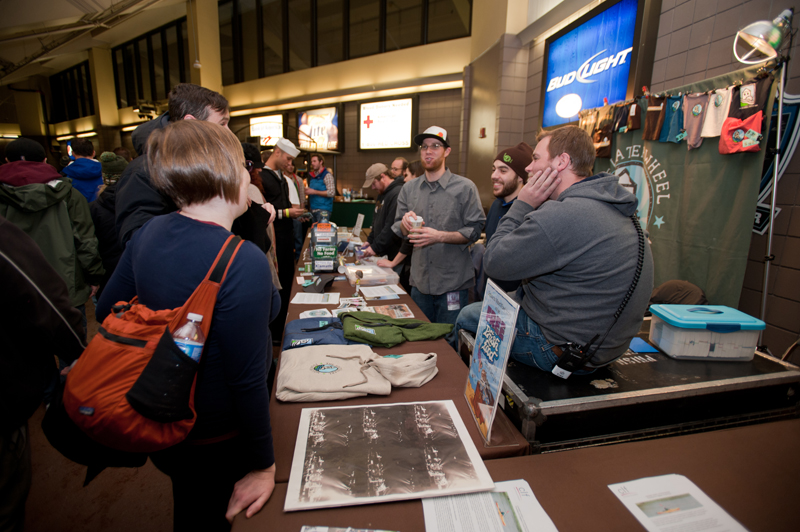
[285,400,494,511]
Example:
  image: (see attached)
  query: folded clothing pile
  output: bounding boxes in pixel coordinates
[275,344,438,402]
[340,311,453,348]
[281,317,356,351]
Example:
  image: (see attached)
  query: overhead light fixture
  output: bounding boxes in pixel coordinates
[76,132,97,138]
[734,8,794,347]
[0,134,19,139]
[56,135,75,141]
[734,9,793,64]
[121,125,138,132]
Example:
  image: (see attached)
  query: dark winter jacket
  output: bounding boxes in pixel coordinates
[62,157,103,202]
[367,178,403,259]
[0,215,85,432]
[114,113,176,246]
[0,161,105,306]
[89,183,123,298]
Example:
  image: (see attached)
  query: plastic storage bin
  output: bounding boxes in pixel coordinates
[343,263,399,287]
[649,304,765,361]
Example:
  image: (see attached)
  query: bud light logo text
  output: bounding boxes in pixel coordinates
[543,0,638,128]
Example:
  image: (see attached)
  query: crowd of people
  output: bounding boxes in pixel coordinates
[0,81,654,531]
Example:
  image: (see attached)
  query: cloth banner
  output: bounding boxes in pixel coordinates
[598,64,777,307]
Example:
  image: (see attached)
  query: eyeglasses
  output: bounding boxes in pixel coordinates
[420,143,444,152]
[243,160,254,172]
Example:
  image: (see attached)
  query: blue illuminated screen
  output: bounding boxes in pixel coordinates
[542,0,638,128]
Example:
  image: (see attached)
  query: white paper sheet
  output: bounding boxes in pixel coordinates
[609,474,747,532]
[290,292,341,305]
[284,400,494,512]
[422,479,558,532]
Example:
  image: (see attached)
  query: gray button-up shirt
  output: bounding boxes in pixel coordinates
[392,169,485,295]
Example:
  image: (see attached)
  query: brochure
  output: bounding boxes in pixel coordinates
[299,309,333,319]
[290,292,341,305]
[609,474,747,532]
[372,304,415,319]
[422,479,558,532]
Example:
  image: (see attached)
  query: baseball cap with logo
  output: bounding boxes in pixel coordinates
[494,142,533,182]
[363,163,388,188]
[275,138,300,158]
[414,126,449,149]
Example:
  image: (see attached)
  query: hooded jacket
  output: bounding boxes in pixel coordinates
[115,112,176,246]
[0,161,105,307]
[62,157,103,202]
[484,173,654,367]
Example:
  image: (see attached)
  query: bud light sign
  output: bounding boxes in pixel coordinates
[542,0,638,128]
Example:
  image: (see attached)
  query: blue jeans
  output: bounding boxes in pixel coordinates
[454,302,563,372]
[293,218,304,261]
[411,287,468,345]
[311,210,328,224]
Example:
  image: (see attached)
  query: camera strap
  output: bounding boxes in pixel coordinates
[552,214,646,379]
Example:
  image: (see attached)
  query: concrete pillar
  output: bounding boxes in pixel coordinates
[14,91,46,137]
[187,0,223,92]
[88,47,120,127]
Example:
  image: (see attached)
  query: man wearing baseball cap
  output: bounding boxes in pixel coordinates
[361,163,403,263]
[262,138,305,338]
[391,126,485,330]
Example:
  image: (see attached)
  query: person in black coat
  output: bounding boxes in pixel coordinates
[0,215,85,531]
[361,163,403,262]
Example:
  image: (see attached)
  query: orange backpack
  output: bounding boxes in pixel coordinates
[63,235,243,453]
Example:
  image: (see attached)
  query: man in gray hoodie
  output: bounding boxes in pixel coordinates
[455,126,653,374]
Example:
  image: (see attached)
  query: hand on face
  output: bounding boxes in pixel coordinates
[517,166,561,209]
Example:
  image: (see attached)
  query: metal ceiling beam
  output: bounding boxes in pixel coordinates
[0,0,164,81]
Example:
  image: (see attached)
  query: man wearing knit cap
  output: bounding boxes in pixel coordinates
[99,151,128,186]
[474,142,534,297]
[391,126,485,330]
[361,163,403,263]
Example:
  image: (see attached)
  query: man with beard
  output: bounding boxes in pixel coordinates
[391,126,484,331]
[482,143,533,294]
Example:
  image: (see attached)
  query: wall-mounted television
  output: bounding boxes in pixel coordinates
[297,105,342,153]
[541,0,654,129]
[249,114,284,146]
[357,96,418,150]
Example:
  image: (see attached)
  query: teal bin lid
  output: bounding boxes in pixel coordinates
[649,304,766,332]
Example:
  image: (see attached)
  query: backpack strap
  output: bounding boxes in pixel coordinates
[206,235,244,285]
[170,235,245,335]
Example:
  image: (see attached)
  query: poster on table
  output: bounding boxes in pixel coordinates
[284,400,494,511]
[464,280,520,444]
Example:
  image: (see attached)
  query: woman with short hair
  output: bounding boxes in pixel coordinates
[97,119,280,531]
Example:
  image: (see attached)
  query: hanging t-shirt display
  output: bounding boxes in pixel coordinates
[593,106,615,158]
[664,96,684,143]
[578,109,598,136]
[642,96,666,141]
[719,111,764,154]
[627,99,643,131]
[682,93,707,150]
[613,104,630,132]
[700,88,732,138]
[728,75,772,121]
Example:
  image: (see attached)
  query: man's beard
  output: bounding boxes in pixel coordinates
[493,179,520,198]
